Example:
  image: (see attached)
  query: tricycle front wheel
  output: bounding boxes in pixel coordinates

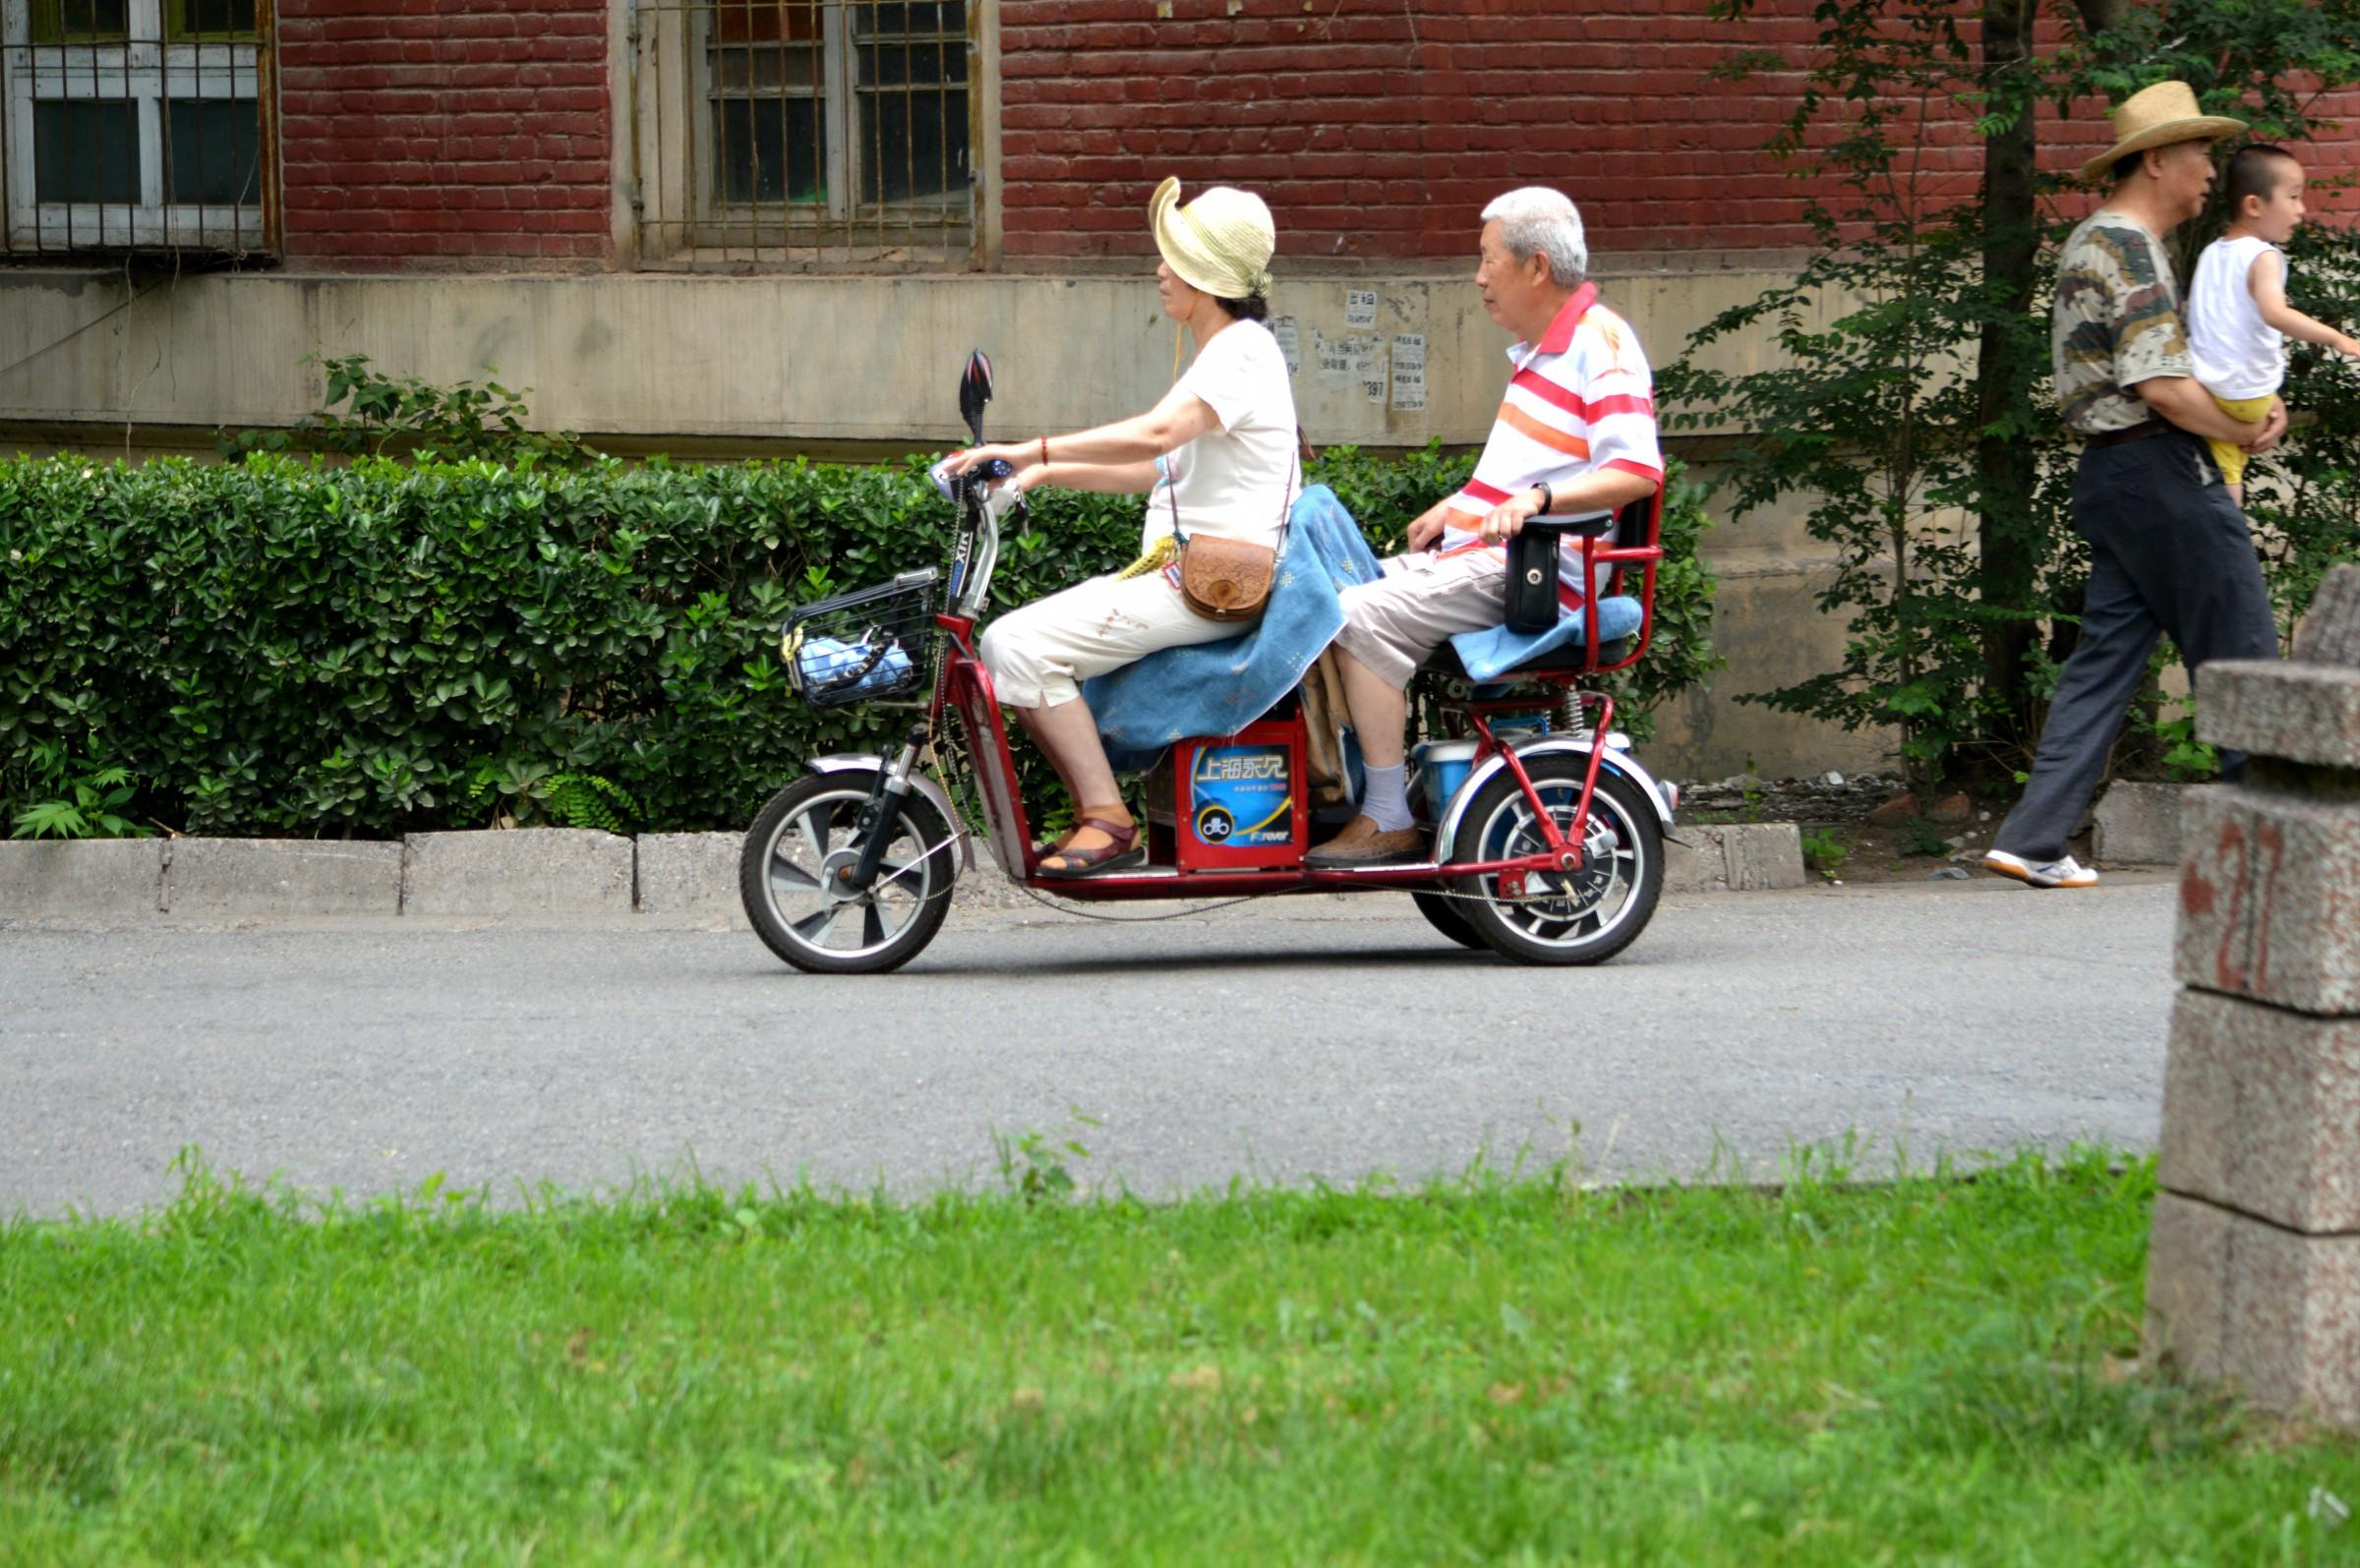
[740,772,957,974]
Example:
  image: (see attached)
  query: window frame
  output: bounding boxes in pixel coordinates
[2,0,275,257]
[631,0,984,270]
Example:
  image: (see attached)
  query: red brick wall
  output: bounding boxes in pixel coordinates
[276,0,611,267]
[999,0,2360,268]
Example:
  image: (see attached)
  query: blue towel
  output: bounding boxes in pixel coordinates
[1084,484,1384,772]
[1448,594,1645,683]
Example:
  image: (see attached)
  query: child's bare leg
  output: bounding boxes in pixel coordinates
[2227,481,2245,509]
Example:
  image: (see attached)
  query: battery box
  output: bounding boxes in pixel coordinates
[1143,716,1308,870]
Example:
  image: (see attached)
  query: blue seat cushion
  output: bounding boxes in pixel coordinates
[1446,595,1645,683]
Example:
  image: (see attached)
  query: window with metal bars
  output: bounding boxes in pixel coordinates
[633,0,975,267]
[2,0,271,256]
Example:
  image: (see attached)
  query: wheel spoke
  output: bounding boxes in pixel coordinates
[796,811,832,860]
[768,854,821,893]
[794,905,847,945]
[861,904,886,948]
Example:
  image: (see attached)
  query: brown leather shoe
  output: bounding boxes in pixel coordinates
[1305,814,1426,867]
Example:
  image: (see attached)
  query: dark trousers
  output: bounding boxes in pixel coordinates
[1996,428,2278,862]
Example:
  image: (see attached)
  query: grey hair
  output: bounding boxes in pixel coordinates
[1480,187,1587,288]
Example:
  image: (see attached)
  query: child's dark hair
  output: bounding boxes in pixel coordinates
[2226,144,2301,215]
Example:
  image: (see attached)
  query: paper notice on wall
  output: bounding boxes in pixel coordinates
[1389,333,1427,412]
[1351,341,1386,405]
[1271,316,1301,377]
[1344,289,1379,327]
[1314,329,1354,387]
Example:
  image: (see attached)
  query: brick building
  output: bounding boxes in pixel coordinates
[3,0,2352,777]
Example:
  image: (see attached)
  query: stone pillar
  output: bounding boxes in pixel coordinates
[2146,564,2360,1427]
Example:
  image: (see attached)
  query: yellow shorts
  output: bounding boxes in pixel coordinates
[2205,391,2274,485]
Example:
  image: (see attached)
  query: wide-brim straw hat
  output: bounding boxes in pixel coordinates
[1150,176,1275,301]
[2078,80,2247,186]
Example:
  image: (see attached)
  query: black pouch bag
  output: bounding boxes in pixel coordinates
[1503,527,1562,635]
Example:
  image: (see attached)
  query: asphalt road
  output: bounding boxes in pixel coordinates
[3,875,2180,1216]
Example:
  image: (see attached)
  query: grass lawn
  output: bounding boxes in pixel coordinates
[3,1149,2355,1565]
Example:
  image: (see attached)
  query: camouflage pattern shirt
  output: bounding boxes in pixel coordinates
[2053,210,2192,435]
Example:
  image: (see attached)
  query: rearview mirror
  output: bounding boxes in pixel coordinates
[958,349,994,444]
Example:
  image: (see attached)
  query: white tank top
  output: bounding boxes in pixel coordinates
[2189,234,2285,401]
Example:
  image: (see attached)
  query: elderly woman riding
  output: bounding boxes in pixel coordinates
[946,178,1301,877]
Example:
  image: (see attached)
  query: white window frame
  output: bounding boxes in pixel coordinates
[3,0,266,253]
[631,0,979,267]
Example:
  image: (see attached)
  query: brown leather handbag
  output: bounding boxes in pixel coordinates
[1172,446,1299,623]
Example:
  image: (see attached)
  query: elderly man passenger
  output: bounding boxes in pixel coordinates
[1308,188,1662,866]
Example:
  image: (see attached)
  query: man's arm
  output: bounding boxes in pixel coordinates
[1476,467,1659,545]
[2133,375,2281,444]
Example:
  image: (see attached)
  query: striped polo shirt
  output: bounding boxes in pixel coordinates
[1438,282,1664,594]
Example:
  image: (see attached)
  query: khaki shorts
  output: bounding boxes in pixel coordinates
[1331,548,1511,689]
[978,566,1239,709]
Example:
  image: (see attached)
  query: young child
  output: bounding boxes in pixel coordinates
[2189,145,2360,506]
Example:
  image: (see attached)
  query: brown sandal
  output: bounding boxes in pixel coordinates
[1037,816,1145,879]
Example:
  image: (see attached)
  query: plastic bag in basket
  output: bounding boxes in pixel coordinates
[785,626,914,699]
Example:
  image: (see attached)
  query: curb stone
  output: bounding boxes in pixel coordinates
[1665,823,1806,895]
[635,833,749,928]
[402,830,635,917]
[2094,780,2186,866]
[0,839,163,916]
[162,838,405,917]
[0,823,1807,920]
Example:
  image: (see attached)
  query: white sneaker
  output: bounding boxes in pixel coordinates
[1983,849,2099,889]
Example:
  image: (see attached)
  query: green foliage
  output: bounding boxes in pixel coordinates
[1800,826,1849,879]
[465,760,640,832]
[1900,815,1953,857]
[0,447,1720,838]
[6,740,146,841]
[217,354,597,466]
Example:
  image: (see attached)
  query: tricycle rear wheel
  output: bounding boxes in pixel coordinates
[1446,760,1662,966]
[740,771,957,974]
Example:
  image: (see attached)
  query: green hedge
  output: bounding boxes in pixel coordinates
[0,448,1716,837]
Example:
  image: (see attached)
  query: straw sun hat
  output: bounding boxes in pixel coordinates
[1150,176,1275,301]
[2078,80,2247,186]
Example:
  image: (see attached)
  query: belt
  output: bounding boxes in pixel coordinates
[2086,420,2166,448]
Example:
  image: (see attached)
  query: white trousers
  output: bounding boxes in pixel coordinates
[978,565,1240,709]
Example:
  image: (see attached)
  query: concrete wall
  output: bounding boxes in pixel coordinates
[0,261,1888,784]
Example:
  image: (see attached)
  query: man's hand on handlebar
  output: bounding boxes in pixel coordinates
[1476,490,1544,546]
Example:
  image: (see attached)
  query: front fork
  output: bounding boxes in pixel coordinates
[837,721,930,894]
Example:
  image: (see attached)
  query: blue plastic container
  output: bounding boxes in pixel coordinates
[1412,739,1480,820]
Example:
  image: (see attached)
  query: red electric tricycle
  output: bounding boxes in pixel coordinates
[739,353,1678,973]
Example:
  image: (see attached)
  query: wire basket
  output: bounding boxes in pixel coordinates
[779,568,941,709]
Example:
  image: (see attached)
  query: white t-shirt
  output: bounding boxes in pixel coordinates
[2190,234,2285,401]
[1144,319,1299,550]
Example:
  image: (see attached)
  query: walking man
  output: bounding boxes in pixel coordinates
[1985,82,2283,890]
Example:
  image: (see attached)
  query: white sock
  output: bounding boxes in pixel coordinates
[1360,762,1414,832]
